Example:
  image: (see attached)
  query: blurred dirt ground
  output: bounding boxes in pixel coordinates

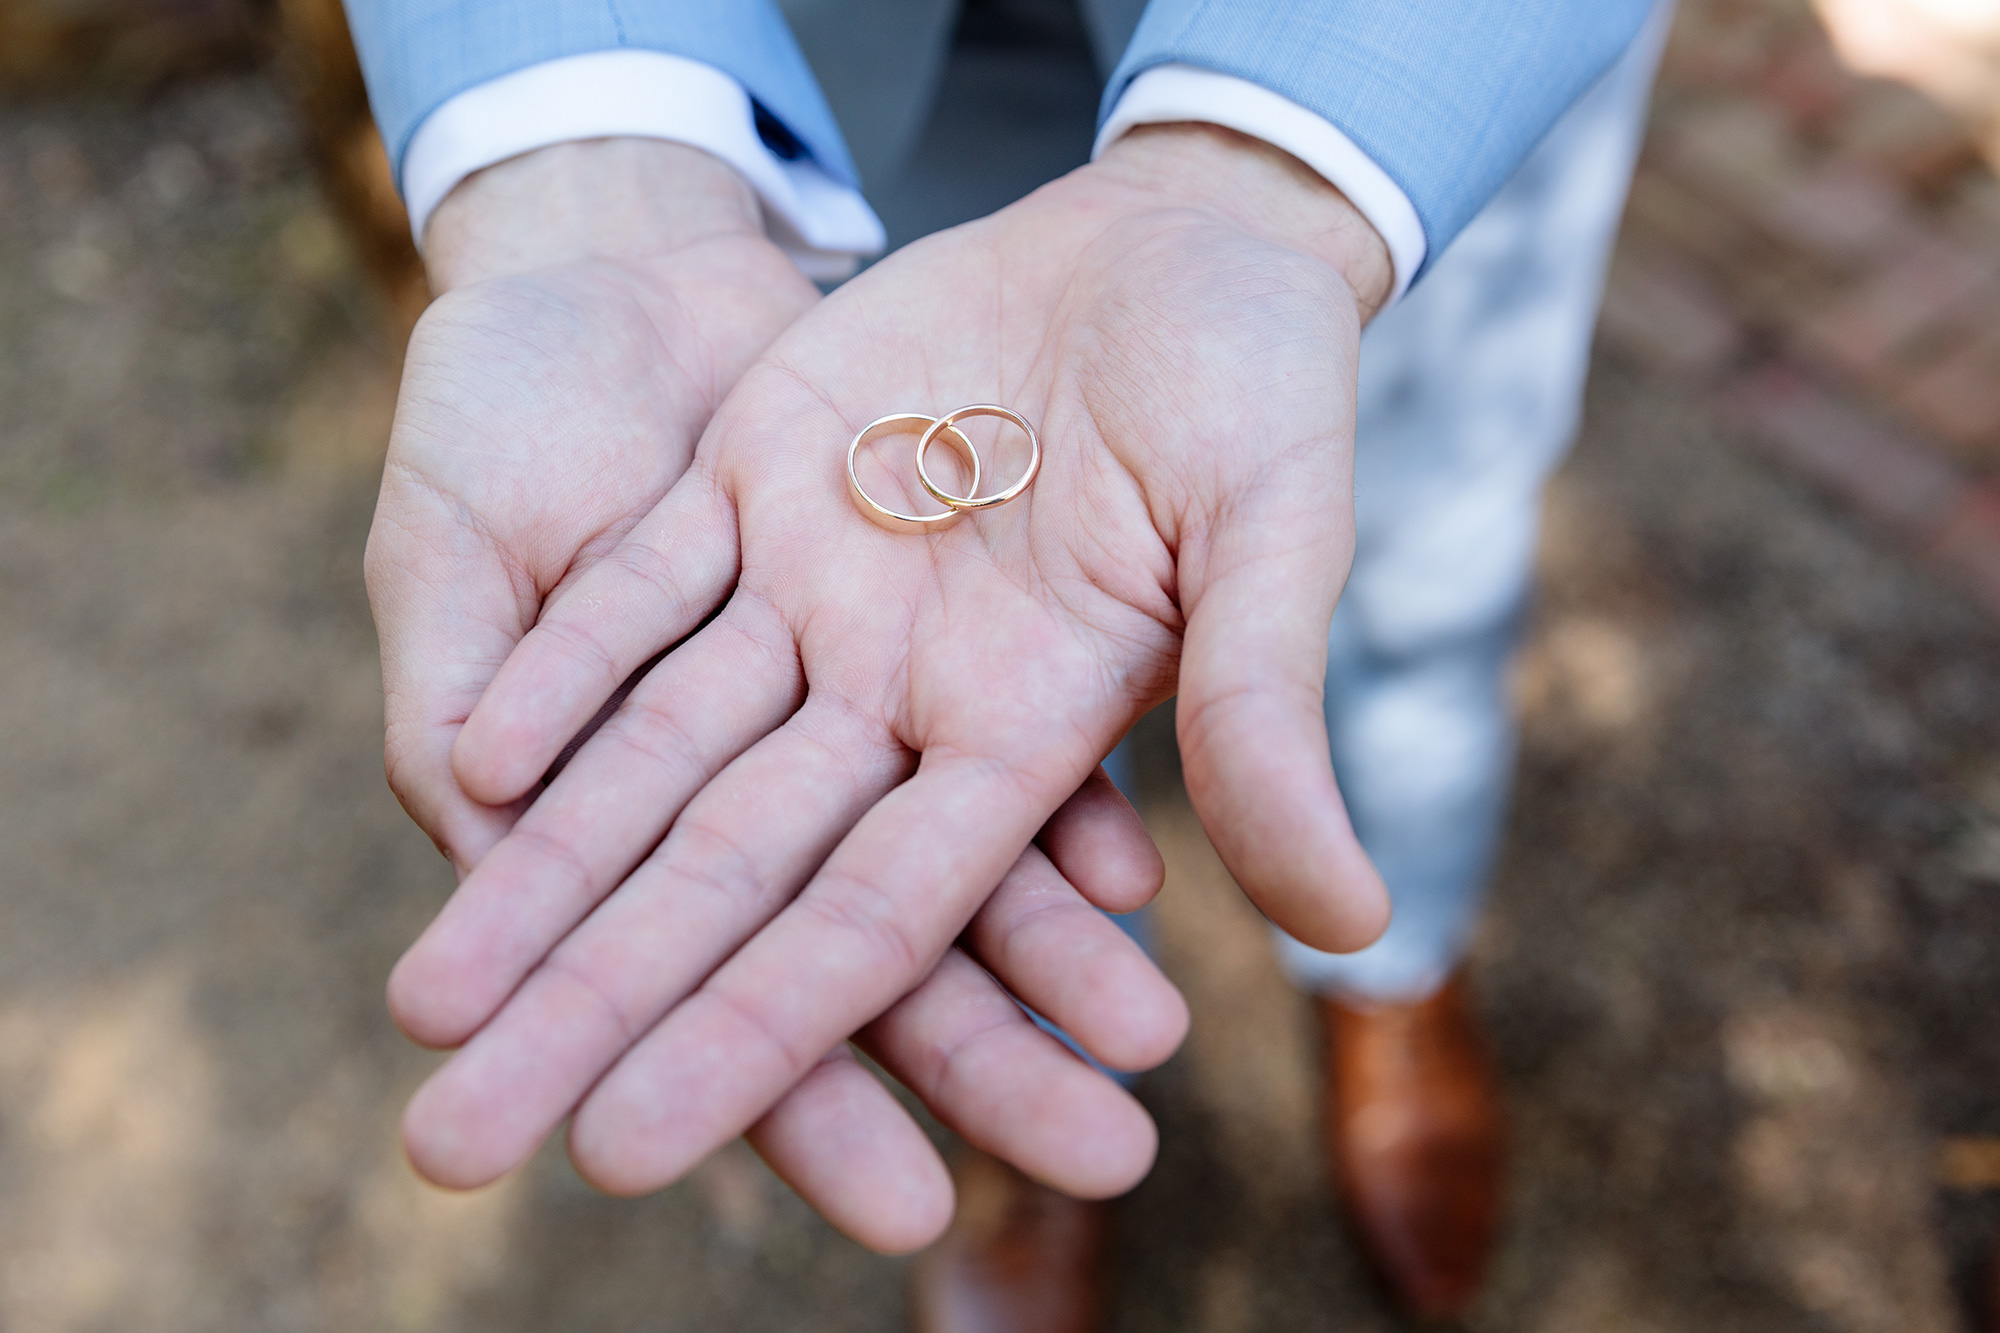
[10,44,2000,1333]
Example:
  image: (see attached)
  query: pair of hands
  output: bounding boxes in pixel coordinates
[365,125,1393,1251]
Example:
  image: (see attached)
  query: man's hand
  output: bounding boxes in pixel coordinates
[367,137,1181,1253]
[387,124,1396,1222]
[366,137,816,873]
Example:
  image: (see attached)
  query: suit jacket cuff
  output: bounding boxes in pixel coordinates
[1102,0,1656,284]
[343,0,861,195]
[400,50,884,281]
[1094,64,1425,306]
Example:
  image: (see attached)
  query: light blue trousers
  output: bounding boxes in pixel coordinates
[832,1,1671,1005]
[1272,6,1672,1001]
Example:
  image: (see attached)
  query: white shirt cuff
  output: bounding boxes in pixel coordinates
[400,49,886,282]
[1093,64,1426,306]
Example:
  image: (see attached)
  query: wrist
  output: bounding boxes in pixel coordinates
[1093,123,1393,322]
[422,138,769,293]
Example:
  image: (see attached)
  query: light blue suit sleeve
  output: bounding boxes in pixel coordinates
[1104,0,1656,279]
[342,0,860,188]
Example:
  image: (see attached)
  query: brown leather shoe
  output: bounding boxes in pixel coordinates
[909,1149,1108,1333]
[1320,975,1505,1320]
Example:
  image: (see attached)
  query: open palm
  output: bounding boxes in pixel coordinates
[389,128,1394,1246]
[366,182,812,872]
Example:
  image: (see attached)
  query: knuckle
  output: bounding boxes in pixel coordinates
[606,539,693,615]
[661,816,774,914]
[914,994,1019,1103]
[541,953,642,1047]
[537,614,623,687]
[613,691,704,774]
[795,872,926,980]
[503,823,598,912]
[705,986,814,1082]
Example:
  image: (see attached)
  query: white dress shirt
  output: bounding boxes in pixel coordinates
[402,50,1426,297]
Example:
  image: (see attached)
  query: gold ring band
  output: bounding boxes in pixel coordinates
[847,413,980,534]
[915,404,1040,513]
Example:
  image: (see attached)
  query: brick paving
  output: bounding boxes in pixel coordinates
[1609,0,2000,616]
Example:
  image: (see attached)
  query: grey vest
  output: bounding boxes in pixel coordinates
[778,0,1148,190]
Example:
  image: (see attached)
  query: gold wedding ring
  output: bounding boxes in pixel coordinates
[847,413,980,534]
[916,404,1041,513]
[845,403,1041,534]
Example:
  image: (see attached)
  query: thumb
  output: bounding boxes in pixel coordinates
[1173,462,1389,954]
[365,494,533,878]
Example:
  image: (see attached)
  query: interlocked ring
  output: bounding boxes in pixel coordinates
[916,404,1040,513]
[848,413,981,534]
